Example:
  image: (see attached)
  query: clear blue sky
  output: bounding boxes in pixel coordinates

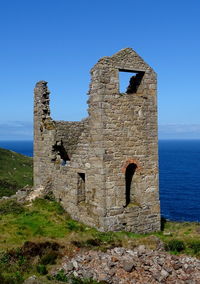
[0,0,200,140]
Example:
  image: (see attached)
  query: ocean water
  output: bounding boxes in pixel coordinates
[0,140,200,222]
[159,140,200,222]
[0,140,33,157]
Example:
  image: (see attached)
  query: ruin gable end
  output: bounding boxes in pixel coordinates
[33,48,160,233]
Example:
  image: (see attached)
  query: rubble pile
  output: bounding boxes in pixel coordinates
[58,246,200,283]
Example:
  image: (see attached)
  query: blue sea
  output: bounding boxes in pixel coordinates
[0,140,200,222]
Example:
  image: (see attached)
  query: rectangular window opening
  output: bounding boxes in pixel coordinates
[77,172,85,203]
[119,70,144,94]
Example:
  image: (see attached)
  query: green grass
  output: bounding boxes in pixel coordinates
[0,198,199,283]
[0,148,200,282]
[0,198,108,283]
[0,198,69,250]
[0,148,33,197]
[0,197,200,256]
[155,221,200,256]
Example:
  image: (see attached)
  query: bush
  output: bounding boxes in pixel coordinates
[0,199,24,215]
[54,270,104,284]
[95,232,115,243]
[36,264,48,275]
[40,251,58,265]
[66,220,86,232]
[0,271,24,284]
[70,277,105,284]
[44,191,55,201]
[166,239,185,252]
[189,241,200,254]
[0,252,10,264]
[54,269,68,282]
[0,180,18,198]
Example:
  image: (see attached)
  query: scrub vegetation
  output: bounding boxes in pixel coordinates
[0,197,199,283]
[0,149,199,283]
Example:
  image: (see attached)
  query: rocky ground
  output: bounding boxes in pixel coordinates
[55,246,200,284]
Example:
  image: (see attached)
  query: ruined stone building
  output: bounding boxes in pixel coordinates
[34,48,160,233]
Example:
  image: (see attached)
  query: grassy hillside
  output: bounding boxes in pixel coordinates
[0,198,199,283]
[0,148,33,198]
[0,148,199,283]
[0,198,200,255]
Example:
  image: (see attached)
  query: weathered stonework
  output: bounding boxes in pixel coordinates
[34,48,160,233]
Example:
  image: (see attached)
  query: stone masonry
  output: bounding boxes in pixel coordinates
[34,48,160,233]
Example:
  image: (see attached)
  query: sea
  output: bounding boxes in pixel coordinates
[0,140,200,223]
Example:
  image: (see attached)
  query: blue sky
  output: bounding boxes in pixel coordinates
[0,0,200,140]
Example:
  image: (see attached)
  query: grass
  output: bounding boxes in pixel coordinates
[0,197,200,255]
[0,198,68,251]
[0,198,111,283]
[0,197,199,283]
[155,221,200,256]
[0,148,33,197]
[0,148,200,282]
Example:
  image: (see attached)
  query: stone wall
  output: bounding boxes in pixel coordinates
[34,48,160,233]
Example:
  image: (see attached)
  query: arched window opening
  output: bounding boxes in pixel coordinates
[125,163,137,206]
[77,173,85,203]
